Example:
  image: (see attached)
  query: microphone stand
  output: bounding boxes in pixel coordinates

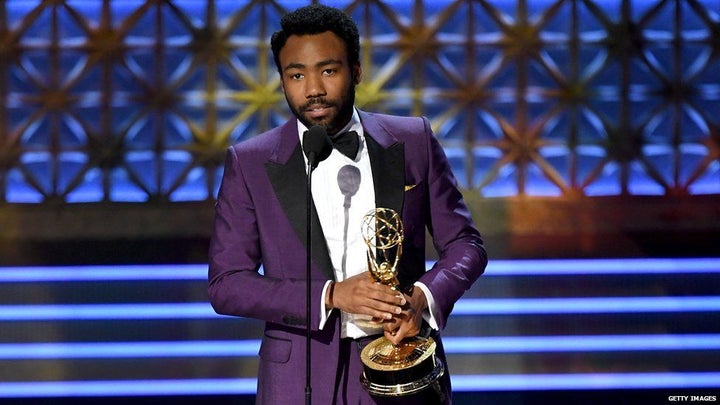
[301,125,330,405]
[305,157,313,405]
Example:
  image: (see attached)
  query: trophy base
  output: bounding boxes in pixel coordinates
[359,336,444,397]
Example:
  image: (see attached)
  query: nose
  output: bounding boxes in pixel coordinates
[305,73,326,99]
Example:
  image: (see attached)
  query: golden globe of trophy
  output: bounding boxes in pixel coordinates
[358,208,444,397]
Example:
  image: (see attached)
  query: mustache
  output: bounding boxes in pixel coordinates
[301,98,335,111]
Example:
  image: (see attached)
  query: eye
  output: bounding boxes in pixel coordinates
[290,73,304,80]
[322,68,336,76]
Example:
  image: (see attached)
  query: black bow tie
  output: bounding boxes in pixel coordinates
[330,131,359,159]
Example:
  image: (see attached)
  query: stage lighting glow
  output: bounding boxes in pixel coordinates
[0,340,260,359]
[451,372,720,391]
[0,334,718,360]
[2,295,719,321]
[1,372,719,397]
[0,303,219,321]
[1,257,718,398]
[1,257,718,283]
[0,379,258,397]
[0,264,208,282]
[453,296,720,315]
[442,334,720,353]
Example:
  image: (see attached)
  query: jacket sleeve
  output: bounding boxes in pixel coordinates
[207,146,327,330]
[415,117,488,330]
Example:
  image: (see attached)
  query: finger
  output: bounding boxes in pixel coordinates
[365,305,397,321]
[370,310,393,320]
[364,282,404,300]
[381,318,398,332]
[384,327,397,338]
[364,297,403,316]
[384,328,403,345]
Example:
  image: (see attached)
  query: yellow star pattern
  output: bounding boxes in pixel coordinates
[0,0,718,203]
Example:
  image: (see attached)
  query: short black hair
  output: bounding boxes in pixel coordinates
[270,4,360,74]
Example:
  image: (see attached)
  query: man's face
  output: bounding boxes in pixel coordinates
[278,31,361,135]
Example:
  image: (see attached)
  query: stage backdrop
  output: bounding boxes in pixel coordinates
[0,1,719,402]
[0,0,718,262]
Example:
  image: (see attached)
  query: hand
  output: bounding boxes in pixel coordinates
[382,285,427,345]
[326,272,406,321]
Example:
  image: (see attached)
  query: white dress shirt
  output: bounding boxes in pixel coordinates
[297,109,439,339]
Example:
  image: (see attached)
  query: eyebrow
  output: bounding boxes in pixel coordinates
[283,58,343,73]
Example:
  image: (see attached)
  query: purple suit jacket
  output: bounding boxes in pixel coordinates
[208,110,487,403]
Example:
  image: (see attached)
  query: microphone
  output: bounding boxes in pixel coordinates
[337,165,361,278]
[303,125,332,170]
[337,165,361,208]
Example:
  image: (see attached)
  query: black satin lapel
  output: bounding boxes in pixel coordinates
[309,201,334,280]
[265,146,306,239]
[265,145,335,280]
[365,135,405,214]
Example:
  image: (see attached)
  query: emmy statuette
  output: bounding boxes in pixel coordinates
[358,208,444,397]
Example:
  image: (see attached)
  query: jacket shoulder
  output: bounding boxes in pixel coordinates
[362,111,428,132]
[229,127,282,154]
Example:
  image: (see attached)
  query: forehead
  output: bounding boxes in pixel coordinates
[279,31,348,68]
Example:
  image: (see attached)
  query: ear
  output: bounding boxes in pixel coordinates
[352,63,362,85]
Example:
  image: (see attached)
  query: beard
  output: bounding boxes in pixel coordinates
[287,83,356,136]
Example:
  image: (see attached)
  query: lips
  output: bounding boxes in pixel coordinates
[304,104,334,119]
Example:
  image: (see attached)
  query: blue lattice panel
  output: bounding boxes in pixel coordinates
[0,1,718,203]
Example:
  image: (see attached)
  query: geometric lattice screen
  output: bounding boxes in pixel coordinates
[0,0,718,203]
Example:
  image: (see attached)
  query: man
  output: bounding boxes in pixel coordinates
[208,4,487,404]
